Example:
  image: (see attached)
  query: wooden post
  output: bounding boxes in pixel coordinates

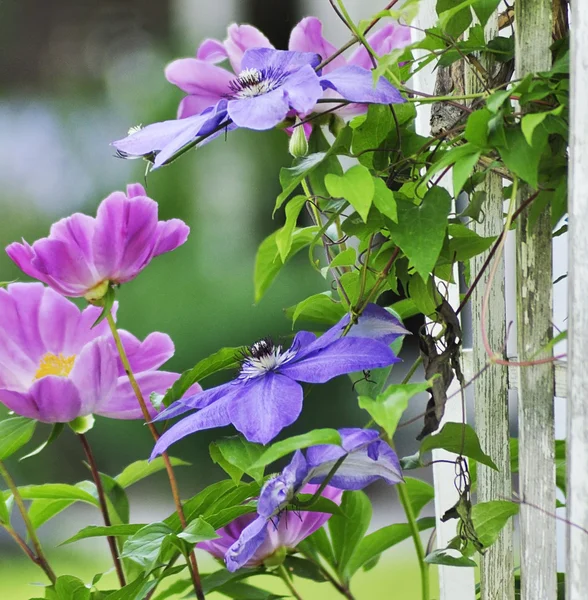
[465,11,514,600]
[514,2,556,599]
[567,3,588,598]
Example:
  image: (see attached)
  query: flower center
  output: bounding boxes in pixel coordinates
[239,338,296,381]
[34,353,76,380]
[229,67,284,99]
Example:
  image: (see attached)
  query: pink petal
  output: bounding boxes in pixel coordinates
[115,330,175,375]
[153,219,190,257]
[30,376,83,423]
[196,38,229,63]
[0,389,41,420]
[225,24,273,73]
[289,17,346,73]
[6,241,53,289]
[349,23,412,70]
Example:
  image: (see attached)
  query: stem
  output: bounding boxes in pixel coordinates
[397,483,429,600]
[297,550,356,599]
[2,525,37,562]
[0,460,56,584]
[105,310,205,600]
[278,564,305,600]
[78,434,126,587]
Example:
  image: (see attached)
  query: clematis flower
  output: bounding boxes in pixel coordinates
[150,304,409,454]
[200,483,342,571]
[6,184,189,300]
[0,283,200,423]
[215,428,403,571]
[111,43,404,168]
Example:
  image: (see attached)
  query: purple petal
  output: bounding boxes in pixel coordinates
[282,64,325,114]
[196,38,228,64]
[0,389,41,420]
[6,241,53,289]
[48,213,96,265]
[278,337,398,384]
[347,304,410,345]
[225,24,274,72]
[288,17,346,72]
[115,330,175,375]
[126,183,146,198]
[69,337,118,416]
[228,373,303,444]
[153,219,190,256]
[349,24,412,70]
[228,89,291,131]
[30,376,83,423]
[240,48,320,73]
[225,515,269,572]
[320,65,405,104]
[165,58,233,102]
[150,397,232,458]
[92,191,158,283]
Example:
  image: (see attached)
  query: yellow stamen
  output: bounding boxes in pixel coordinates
[34,353,76,380]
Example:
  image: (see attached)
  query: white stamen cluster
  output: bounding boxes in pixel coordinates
[239,340,297,381]
[230,68,276,99]
[127,124,143,135]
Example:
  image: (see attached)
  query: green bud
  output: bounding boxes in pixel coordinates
[288,120,309,158]
[84,280,110,303]
[69,414,95,434]
[263,546,288,568]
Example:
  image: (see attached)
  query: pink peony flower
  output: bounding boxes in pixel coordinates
[0,283,200,423]
[6,184,189,300]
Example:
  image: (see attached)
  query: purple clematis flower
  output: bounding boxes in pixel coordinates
[112,42,404,168]
[150,304,409,454]
[6,184,189,300]
[217,428,403,571]
[200,483,342,571]
[0,283,200,423]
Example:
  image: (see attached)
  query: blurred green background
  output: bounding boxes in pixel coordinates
[0,1,434,597]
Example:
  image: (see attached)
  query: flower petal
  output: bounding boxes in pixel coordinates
[0,389,41,420]
[278,337,398,384]
[349,24,412,70]
[165,58,234,103]
[30,376,83,423]
[225,24,273,72]
[196,38,229,64]
[347,304,410,345]
[227,89,291,131]
[6,241,53,289]
[115,330,175,375]
[282,64,324,114]
[320,65,405,104]
[225,515,269,572]
[240,48,320,73]
[150,396,232,458]
[153,219,190,256]
[228,373,303,444]
[288,17,346,72]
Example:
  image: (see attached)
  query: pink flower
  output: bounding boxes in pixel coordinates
[6,184,189,300]
[0,283,200,423]
[199,484,342,569]
[169,17,411,121]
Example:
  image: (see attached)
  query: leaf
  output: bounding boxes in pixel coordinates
[17,484,99,505]
[0,490,10,523]
[209,436,265,484]
[285,292,347,327]
[498,126,547,189]
[103,577,156,600]
[201,568,266,595]
[325,165,375,223]
[358,381,432,438]
[276,153,328,212]
[386,186,452,280]
[464,108,492,148]
[409,274,442,317]
[346,517,435,576]
[448,223,496,260]
[0,417,36,460]
[283,556,327,582]
[472,0,501,26]
[251,429,341,470]
[437,0,475,38]
[121,523,174,570]
[453,150,482,196]
[54,575,91,600]
[471,500,519,548]
[20,423,65,461]
[29,499,75,529]
[254,226,319,302]
[161,346,244,408]
[61,524,145,545]
[420,422,498,470]
[372,178,398,222]
[329,490,372,580]
[275,195,308,261]
[115,457,190,489]
[298,526,336,568]
[177,516,220,544]
[404,477,435,517]
[424,548,477,567]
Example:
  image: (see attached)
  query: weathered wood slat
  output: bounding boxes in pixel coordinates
[567,2,588,597]
[514,1,556,598]
[466,9,514,597]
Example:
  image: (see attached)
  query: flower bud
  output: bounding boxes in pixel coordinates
[288,120,309,158]
[69,414,95,434]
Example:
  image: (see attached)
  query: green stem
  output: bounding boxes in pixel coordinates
[297,550,356,599]
[407,92,487,103]
[0,460,56,583]
[397,483,430,600]
[278,564,305,600]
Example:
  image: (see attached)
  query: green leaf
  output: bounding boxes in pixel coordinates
[61,524,145,545]
[437,0,475,38]
[424,548,477,567]
[177,516,220,544]
[0,490,11,523]
[121,523,174,570]
[286,292,347,327]
[372,178,398,222]
[498,126,547,189]
[29,499,75,529]
[17,483,99,505]
[276,153,328,211]
[104,576,156,600]
[386,186,452,280]
[251,429,341,470]
[464,108,492,148]
[472,0,501,26]
[409,274,442,316]
[486,89,512,113]
[453,150,482,196]
[254,226,319,302]
[346,517,435,576]
[20,423,65,461]
[275,195,307,261]
[328,247,357,270]
[448,223,496,260]
[0,417,36,460]
[329,491,372,580]
[54,575,91,600]
[471,500,519,548]
[209,436,265,484]
[521,109,562,146]
[161,346,244,408]
[420,422,498,470]
[358,381,432,438]
[325,165,375,223]
[115,457,190,489]
[298,526,336,568]
[283,556,327,582]
[404,477,435,517]
[351,104,394,169]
